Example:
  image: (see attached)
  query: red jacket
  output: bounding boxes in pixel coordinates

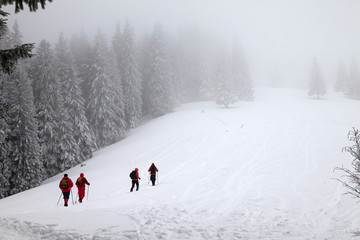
[148,165,158,175]
[59,177,73,193]
[76,176,90,187]
[132,170,140,180]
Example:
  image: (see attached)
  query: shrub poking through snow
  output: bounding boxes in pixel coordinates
[335,128,360,198]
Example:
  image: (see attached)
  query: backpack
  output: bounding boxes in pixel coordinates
[77,177,84,186]
[150,165,156,174]
[129,170,136,179]
[60,178,68,189]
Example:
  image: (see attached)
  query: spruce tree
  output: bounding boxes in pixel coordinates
[0,75,11,198]
[1,23,43,194]
[70,31,93,103]
[86,31,125,148]
[175,26,202,102]
[108,49,127,138]
[139,33,153,115]
[119,21,142,129]
[55,33,94,162]
[146,23,175,117]
[308,58,326,99]
[4,62,43,194]
[31,40,65,176]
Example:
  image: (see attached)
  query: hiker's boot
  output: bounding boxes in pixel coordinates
[79,199,82,203]
[64,203,68,207]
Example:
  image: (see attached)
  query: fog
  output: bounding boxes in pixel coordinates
[5,0,360,87]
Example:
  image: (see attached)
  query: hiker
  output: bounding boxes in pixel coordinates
[130,168,141,192]
[76,173,90,203]
[148,163,158,186]
[59,174,73,207]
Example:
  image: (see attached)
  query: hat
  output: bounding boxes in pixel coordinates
[135,168,138,171]
[80,173,84,177]
[64,174,68,177]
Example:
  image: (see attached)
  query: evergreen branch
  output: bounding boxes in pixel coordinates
[2,0,52,13]
[0,43,34,74]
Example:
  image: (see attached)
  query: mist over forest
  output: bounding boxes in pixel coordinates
[5,0,360,89]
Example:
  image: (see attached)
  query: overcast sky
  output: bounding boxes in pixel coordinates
[4,0,360,87]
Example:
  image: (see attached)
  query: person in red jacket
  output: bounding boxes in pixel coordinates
[148,163,158,186]
[130,168,141,192]
[76,173,90,203]
[59,174,73,207]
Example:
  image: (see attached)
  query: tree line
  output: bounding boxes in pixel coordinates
[0,21,253,198]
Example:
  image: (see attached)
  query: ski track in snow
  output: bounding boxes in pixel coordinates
[1,88,360,239]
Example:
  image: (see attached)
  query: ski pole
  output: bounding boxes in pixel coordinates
[157,172,159,184]
[87,185,89,201]
[148,173,150,185]
[57,192,62,205]
[70,189,74,205]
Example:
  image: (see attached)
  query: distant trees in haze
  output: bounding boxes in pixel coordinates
[0,20,254,198]
[334,61,347,93]
[333,58,360,99]
[308,58,326,99]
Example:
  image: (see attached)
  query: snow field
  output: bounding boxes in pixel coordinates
[0,87,360,239]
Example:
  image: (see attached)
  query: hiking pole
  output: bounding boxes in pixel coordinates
[70,189,74,205]
[148,173,150,185]
[57,192,62,205]
[87,185,89,201]
[157,172,159,184]
[75,190,78,204]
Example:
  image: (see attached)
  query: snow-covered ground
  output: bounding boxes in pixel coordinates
[1,87,360,240]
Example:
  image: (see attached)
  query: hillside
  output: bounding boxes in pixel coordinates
[0,87,359,240]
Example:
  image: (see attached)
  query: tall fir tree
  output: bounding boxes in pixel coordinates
[31,40,67,176]
[0,23,43,196]
[308,58,326,99]
[139,33,153,115]
[4,62,43,194]
[0,73,11,198]
[86,30,125,149]
[108,49,127,138]
[55,33,94,162]
[70,31,93,104]
[110,23,128,132]
[119,21,142,129]
[146,23,175,117]
[175,27,202,102]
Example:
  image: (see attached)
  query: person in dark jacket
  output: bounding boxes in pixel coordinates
[76,173,90,203]
[130,168,141,192]
[148,163,158,186]
[59,174,74,207]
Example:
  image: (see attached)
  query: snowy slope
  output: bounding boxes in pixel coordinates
[1,87,360,240]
